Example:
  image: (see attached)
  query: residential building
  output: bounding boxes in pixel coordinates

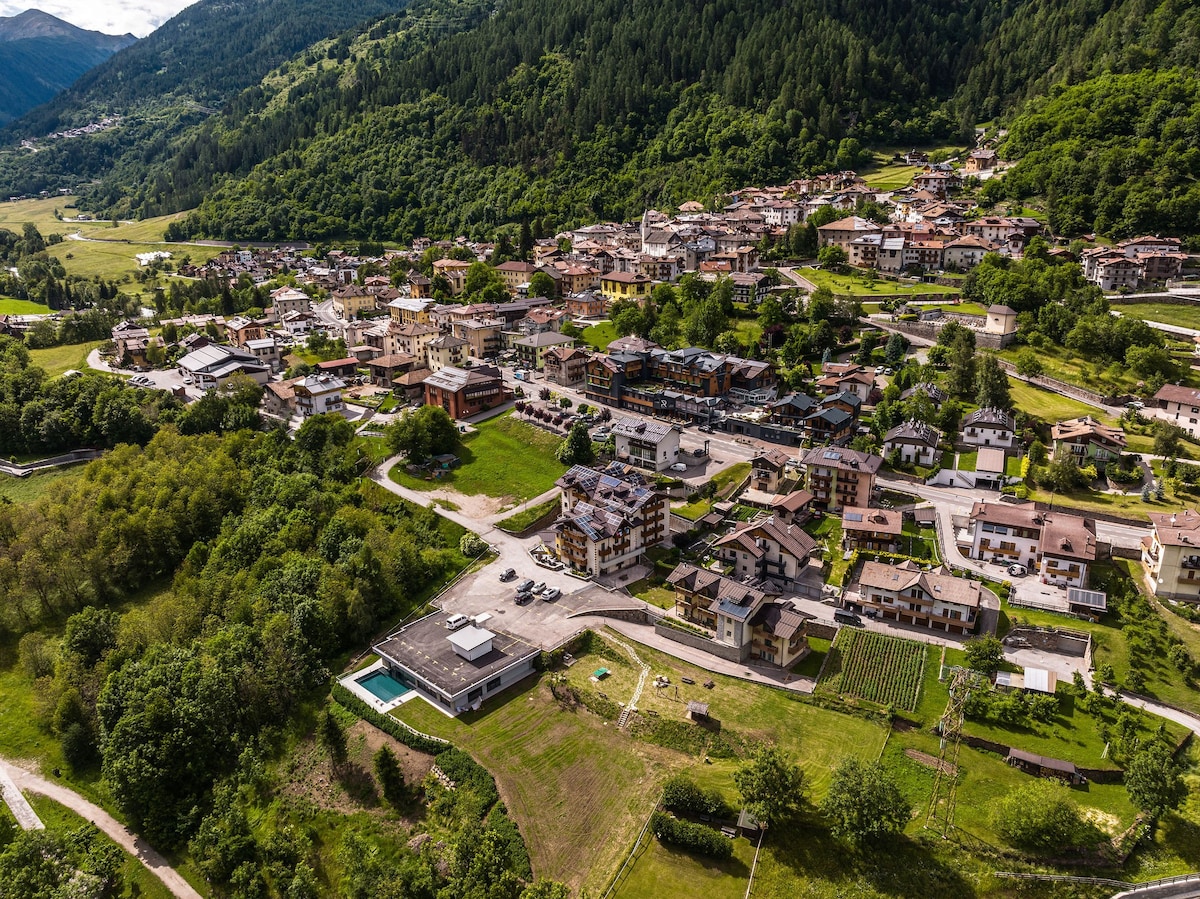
[841,506,904,552]
[816,216,883,251]
[667,563,812,667]
[849,560,980,635]
[941,235,996,269]
[513,331,576,370]
[494,260,538,292]
[599,271,654,305]
[423,365,509,419]
[565,291,606,318]
[963,149,998,173]
[968,501,1096,587]
[451,317,505,359]
[177,344,270,391]
[243,337,281,371]
[365,353,420,389]
[293,374,346,417]
[800,446,883,511]
[111,321,159,367]
[883,420,942,466]
[729,272,770,305]
[1152,384,1200,440]
[387,297,436,325]
[316,357,359,379]
[1051,416,1127,461]
[432,258,471,295]
[552,463,670,576]
[269,286,312,318]
[816,363,875,402]
[226,316,267,347]
[261,379,298,417]
[543,346,589,386]
[713,515,817,592]
[280,310,317,337]
[805,407,854,445]
[751,449,792,493]
[961,407,1015,448]
[426,334,469,373]
[611,417,681,471]
[901,382,949,410]
[331,285,379,319]
[389,321,440,360]
[1143,510,1200,604]
[553,263,600,294]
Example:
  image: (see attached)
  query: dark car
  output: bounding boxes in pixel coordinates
[514,590,533,605]
[515,578,534,593]
[499,567,516,581]
[834,608,863,626]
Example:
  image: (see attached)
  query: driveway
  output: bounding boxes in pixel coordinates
[0,759,202,899]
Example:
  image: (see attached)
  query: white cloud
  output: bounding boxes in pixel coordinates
[0,0,197,37]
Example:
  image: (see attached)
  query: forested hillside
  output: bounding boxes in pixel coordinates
[0,0,412,195]
[124,0,1015,239]
[0,11,134,124]
[3,0,1199,241]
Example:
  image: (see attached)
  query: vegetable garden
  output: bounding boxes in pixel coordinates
[822,629,926,711]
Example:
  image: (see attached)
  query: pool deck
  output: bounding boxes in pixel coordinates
[338,659,420,714]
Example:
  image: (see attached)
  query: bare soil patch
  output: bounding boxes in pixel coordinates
[904,747,958,777]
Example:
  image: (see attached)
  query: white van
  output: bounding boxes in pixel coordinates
[445,613,469,630]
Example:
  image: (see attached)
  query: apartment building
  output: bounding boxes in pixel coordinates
[713,515,817,592]
[800,446,883,511]
[611,417,681,472]
[1143,509,1200,604]
[849,560,980,635]
[968,501,1097,588]
[961,407,1015,449]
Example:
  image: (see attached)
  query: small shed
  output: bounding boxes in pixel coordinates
[432,453,461,470]
[686,700,710,721]
[1006,748,1085,785]
[447,626,494,662]
[912,507,937,527]
[736,807,764,837]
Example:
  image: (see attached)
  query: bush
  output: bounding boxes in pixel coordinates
[331,683,448,754]
[649,811,732,859]
[991,781,1090,851]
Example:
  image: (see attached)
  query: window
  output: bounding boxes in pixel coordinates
[486,676,503,692]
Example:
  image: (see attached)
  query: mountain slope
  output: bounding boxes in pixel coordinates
[105,0,1016,238]
[0,10,135,124]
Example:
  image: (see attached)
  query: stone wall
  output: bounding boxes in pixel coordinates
[653,620,748,662]
[1002,624,1091,657]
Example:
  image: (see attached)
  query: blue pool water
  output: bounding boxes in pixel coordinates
[357,669,410,702]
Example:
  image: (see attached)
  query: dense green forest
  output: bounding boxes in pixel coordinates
[0,414,558,896]
[982,69,1200,237]
[4,0,1200,241]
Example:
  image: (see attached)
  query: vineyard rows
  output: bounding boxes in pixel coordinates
[828,629,926,711]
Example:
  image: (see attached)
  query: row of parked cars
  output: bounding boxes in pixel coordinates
[499,567,560,604]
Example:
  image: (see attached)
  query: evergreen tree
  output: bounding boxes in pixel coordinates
[556,422,595,466]
[974,353,1011,410]
[373,745,405,808]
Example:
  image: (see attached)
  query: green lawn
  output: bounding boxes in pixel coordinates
[0,467,82,503]
[672,462,751,520]
[1118,303,1200,331]
[0,296,51,314]
[27,339,106,377]
[860,162,921,190]
[1002,344,1200,398]
[394,674,672,896]
[389,412,566,500]
[802,268,960,297]
[790,635,830,678]
[581,320,619,351]
[0,195,75,231]
[495,495,561,532]
[1006,378,1116,425]
[613,831,756,899]
[1025,484,1186,522]
[49,238,221,283]
[804,515,847,584]
[958,450,978,472]
[627,578,677,609]
[911,300,989,316]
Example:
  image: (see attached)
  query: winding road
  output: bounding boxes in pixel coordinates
[0,759,203,899]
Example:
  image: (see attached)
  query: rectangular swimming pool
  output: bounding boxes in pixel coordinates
[357,669,410,703]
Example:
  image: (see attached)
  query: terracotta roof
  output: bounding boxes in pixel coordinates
[1051,416,1126,450]
[858,560,981,609]
[841,506,903,537]
[1148,510,1200,547]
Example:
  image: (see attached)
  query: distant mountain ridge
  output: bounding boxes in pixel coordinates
[0,9,135,124]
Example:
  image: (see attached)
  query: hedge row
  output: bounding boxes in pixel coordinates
[435,746,501,812]
[661,774,730,818]
[650,811,733,860]
[331,681,449,755]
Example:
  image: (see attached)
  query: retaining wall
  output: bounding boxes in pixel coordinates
[653,621,747,663]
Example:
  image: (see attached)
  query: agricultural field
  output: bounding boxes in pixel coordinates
[820,629,927,711]
[0,195,74,231]
[48,238,222,283]
[0,296,51,314]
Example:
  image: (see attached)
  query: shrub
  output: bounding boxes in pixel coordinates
[992,781,1091,852]
[661,775,731,817]
[649,811,732,859]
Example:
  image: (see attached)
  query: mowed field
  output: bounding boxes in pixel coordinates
[27,339,107,376]
[389,411,566,500]
[0,296,51,314]
[48,238,222,281]
[395,675,674,896]
[1118,302,1200,331]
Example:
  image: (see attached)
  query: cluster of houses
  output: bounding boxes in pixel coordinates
[1080,236,1187,290]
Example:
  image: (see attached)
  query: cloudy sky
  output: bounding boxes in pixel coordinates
[0,0,197,36]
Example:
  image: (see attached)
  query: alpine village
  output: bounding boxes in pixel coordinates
[4,1,1200,898]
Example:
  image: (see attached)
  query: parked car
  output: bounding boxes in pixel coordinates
[669,462,688,472]
[515,578,534,593]
[445,613,469,630]
[499,567,516,582]
[698,425,713,433]
[834,608,862,626]
[531,581,546,594]
[1008,563,1029,577]
[593,427,611,440]
[514,590,533,605]
[542,587,561,601]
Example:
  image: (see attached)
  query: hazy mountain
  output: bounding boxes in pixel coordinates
[0,9,135,123]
